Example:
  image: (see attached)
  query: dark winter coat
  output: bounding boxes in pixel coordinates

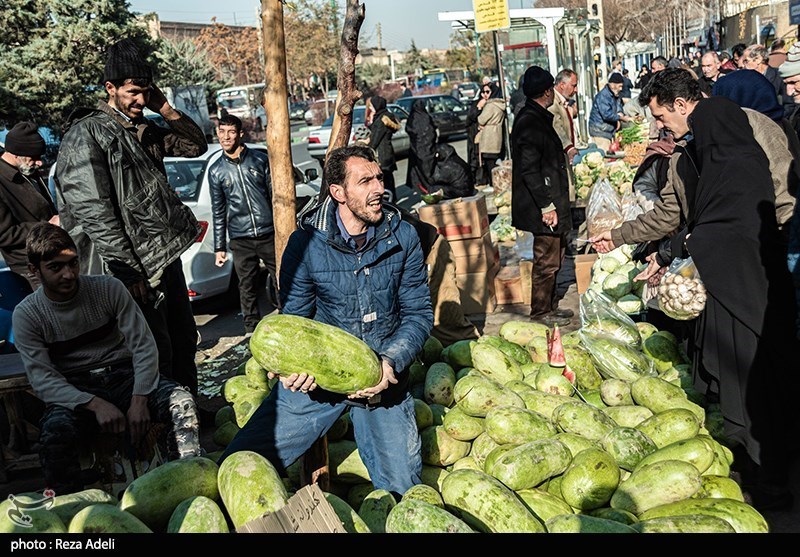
[55,101,206,286]
[511,98,572,236]
[208,146,274,252]
[368,97,400,172]
[280,197,433,404]
[673,96,800,465]
[0,159,56,277]
[431,143,475,199]
[405,100,437,193]
[465,100,481,173]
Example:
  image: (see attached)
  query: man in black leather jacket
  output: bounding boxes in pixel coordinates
[54,39,207,397]
[209,114,276,335]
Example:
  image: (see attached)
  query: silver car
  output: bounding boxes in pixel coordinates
[307,104,411,164]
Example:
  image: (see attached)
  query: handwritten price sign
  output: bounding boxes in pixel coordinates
[473,0,511,33]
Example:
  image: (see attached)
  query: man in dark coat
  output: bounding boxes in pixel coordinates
[54,39,207,398]
[511,66,573,326]
[367,95,401,200]
[0,122,57,290]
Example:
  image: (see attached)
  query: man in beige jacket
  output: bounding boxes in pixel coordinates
[590,68,797,254]
[548,69,580,202]
[548,69,579,163]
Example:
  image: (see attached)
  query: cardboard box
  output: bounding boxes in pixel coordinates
[494,265,524,305]
[575,253,599,294]
[456,261,498,314]
[494,260,533,306]
[448,232,499,274]
[237,484,344,533]
[417,194,490,241]
[519,259,533,306]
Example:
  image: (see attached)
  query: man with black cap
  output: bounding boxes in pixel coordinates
[588,73,632,152]
[510,66,573,327]
[54,38,208,398]
[0,121,57,290]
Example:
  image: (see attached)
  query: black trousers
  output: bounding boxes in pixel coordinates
[229,233,277,333]
[38,365,200,494]
[530,233,567,317]
[482,154,501,188]
[137,259,199,396]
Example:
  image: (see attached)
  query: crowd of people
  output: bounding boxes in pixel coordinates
[2,32,800,516]
[583,40,800,512]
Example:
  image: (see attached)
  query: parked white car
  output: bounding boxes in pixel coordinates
[307,103,411,164]
[49,144,321,303]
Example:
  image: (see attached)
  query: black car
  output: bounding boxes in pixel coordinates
[290,101,309,121]
[394,94,469,140]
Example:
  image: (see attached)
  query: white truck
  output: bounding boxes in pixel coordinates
[144,85,215,142]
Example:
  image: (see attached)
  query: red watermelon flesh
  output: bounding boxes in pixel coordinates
[562,365,576,385]
[547,326,567,368]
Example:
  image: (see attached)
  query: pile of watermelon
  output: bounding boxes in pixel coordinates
[2,318,769,534]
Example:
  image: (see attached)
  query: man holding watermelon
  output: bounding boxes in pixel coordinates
[219,145,433,497]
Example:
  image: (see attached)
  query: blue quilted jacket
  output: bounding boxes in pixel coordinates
[279,196,433,402]
[588,85,622,140]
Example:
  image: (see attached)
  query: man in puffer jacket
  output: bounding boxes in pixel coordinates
[209,114,277,335]
[54,39,207,397]
[219,145,433,496]
[588,73,633,152]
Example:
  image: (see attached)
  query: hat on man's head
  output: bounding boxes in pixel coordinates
[779,42,800,79]
[4,122,45,158]
[523,66,554,97]
[103,38,152,84]
[607,73,625,84]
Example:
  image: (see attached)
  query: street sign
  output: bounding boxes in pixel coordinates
[791,0,800,26]
[473,0,511,33]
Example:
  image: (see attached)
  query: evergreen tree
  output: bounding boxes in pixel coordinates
[0,0,152,130]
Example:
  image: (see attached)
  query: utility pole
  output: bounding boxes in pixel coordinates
[260,0,295,282]
[377,22,382,50]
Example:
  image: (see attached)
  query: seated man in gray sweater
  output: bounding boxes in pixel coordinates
[12,223,201,494]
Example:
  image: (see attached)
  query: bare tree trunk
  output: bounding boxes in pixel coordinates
[261,0,295,278]
[325,0,366,162]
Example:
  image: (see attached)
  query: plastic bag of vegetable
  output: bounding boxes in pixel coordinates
[657,257,706,320]
[579,330,657,382]
[579,290,642,349]
[585,178,624,238]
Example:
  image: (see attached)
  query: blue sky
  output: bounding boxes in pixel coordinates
[128,0,529,50]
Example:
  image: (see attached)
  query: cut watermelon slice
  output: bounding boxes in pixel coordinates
[562,365,576,385]
[547,325,567,368]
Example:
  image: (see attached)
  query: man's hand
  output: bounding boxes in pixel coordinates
[542,210,558,229]
[147,84,179,120]
[48,214,60,226]
[567,147,579,163]
[128,279,149,303]
[84,397,126,434]
[269,371,317,394]
[126,395,151,445]
[619,114,632,122]
[215,251,227,267]
[349,359,397,400]
[634,253,667,287]
[589,231,616,254]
